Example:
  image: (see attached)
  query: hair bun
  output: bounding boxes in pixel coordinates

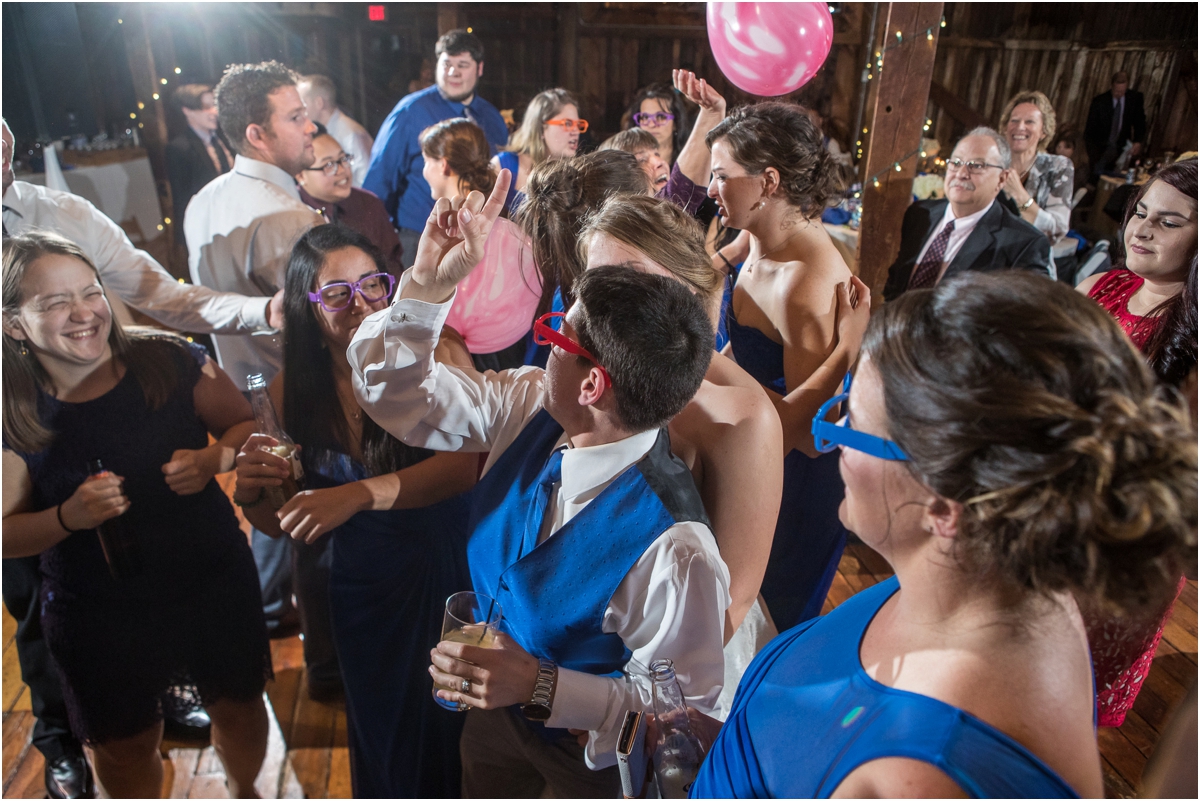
[527,160,585,215]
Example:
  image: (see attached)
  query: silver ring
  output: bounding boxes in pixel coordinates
[460,678,471,694]
[457,700,469,712]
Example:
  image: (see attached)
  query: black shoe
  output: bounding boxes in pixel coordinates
[161,685,212,744]
[44,753,94,799]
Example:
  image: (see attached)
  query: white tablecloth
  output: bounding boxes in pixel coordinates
[25,155,163,243]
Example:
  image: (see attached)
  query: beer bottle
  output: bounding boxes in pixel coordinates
[246,373,304,509]
[86,459,142,581]
[650,658,704,798]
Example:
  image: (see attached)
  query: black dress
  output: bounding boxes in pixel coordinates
[7,339,271,744]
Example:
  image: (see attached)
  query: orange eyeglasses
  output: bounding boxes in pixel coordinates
[532,312,610,391]
[544,118,589,133]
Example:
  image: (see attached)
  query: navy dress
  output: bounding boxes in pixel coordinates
[726,286,848,630]
[7,339,270,744]
[692,577,1079,798]
[303,447,473,798]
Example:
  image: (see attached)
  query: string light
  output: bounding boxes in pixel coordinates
[174,67,181,74]
[152,93,160,100]
[160,78,168,85]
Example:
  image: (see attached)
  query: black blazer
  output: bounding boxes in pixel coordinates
[883,199,1052,302]
[1084,89,1147,157]
[166,128,226,229]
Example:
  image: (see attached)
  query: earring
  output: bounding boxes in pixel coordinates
[18,342,29,356]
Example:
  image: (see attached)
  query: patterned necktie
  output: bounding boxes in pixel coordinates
[211,134,231,173]
[908,219,956,290]
[522,447,564,556]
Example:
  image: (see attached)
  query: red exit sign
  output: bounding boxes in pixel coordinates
[368,5,386,21]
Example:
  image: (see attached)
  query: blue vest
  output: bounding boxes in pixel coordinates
[467,410,708,677]
[690,577,1080,799]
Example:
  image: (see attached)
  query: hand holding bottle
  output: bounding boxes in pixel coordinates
[59,471,129,531]
[233,433,291,505]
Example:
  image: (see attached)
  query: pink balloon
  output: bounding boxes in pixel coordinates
[706,1,834,97]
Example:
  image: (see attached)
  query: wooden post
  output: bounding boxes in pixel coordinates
[557,4,579,92]
[855,2,943,297]
[437,3,462,36]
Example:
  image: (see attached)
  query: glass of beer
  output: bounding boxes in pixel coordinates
[433,591,503,711]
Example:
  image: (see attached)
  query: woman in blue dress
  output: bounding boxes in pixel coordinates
[232,225,478,797]
[491,88,586,216]
[686,272,1196,797]
[705,102,855,630]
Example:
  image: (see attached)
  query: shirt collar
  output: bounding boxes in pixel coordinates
[232,154,301,201]
[189,123,216,144]
[327,108,343,128]
[558,427,660,502]
[946,198,995,225]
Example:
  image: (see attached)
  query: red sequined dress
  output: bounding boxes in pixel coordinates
[1085,268,1186,727]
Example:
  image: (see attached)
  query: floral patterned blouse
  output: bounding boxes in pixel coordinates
[1021,151,1075,244]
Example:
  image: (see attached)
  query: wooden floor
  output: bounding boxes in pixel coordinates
[2,537,1195,797]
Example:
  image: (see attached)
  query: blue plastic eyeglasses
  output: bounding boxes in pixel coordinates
[811,372,909,461]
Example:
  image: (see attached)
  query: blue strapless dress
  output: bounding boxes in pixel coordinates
[306,449,473,798]
[726,296,848,630]
[691,577,1080,798]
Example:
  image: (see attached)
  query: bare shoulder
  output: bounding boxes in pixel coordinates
[831,757,968,799]
[1075,272,1103,295]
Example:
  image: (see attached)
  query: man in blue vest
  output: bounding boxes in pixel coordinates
[363,29,508,268]
[348,172,730,796]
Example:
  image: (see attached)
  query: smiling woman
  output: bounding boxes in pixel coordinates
[1,231,270,799]
[232,223,478,797]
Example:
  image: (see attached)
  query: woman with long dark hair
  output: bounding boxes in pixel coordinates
[1,231,269,798]
[690,271,1195,797]
[232,225,477,797]
[624,82,690,167]
[1076,157,1197,728]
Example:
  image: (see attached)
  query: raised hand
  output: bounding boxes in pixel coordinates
[406,168,512,304]
[673,69,726,116]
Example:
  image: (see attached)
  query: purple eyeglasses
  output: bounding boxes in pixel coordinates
[633,111,675,127]
[308,272,396,313]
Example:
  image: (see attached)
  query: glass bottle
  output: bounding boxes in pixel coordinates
[246,373,304,509]
[650,658,704,799]
[86,459,142,581]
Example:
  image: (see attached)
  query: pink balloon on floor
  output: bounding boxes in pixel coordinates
[706,1,834,97]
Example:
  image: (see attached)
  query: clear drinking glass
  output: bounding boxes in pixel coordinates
[432,591,503,711]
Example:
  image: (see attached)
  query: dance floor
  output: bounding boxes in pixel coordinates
[2,473,1195,797]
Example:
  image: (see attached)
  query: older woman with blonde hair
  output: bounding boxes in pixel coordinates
[491,88,586,214]
[999,89,1075,247]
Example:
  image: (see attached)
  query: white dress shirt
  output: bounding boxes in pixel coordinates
[184,155,321,389]
[3,180,269,334]
[914,199,996,284]
[348,272,731,770]
[326,108,374,188]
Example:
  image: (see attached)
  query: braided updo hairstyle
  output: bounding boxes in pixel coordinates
[419,117,496,197]
[705,101,842,218]
[516,149,648,312]
[865,271,1196,615]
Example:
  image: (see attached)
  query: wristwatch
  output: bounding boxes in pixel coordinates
[1020,196,1036,211]
[521,658,557,721]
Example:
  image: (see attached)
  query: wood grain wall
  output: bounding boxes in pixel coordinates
[928,3,1197,155]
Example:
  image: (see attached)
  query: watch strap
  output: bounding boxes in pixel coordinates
[523,657,557,719]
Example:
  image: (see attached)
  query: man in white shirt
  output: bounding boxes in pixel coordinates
[348,176,729,796]
[883,127,1052,301]
[297,74,373,188]
[3,118,278,335]
[183,61,330,688]
[185,60,322,391]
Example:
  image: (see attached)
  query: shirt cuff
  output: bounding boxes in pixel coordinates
[239,297,271,332]
[543,667,611,732]
[392,270,457,328]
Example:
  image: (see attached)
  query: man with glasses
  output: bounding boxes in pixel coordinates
[364,29,508,267]
[297,127,403,275]
[883,126,1052,301]
[348,174,729,797]
[297,74,373,187]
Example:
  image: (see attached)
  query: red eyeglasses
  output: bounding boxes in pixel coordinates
[532,312,611,391]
